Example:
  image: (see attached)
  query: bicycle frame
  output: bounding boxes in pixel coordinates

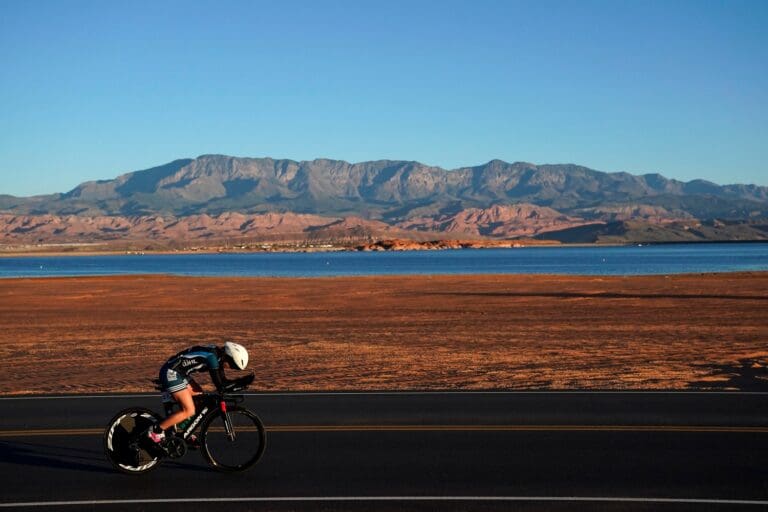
[170,392,244,440]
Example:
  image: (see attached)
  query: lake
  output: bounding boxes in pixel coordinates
[1,243,767,278]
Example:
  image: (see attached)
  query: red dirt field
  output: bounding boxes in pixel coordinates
[0,273,766,394]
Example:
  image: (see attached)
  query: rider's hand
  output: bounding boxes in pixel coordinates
[238,373,255,385]
[222,374,254,392]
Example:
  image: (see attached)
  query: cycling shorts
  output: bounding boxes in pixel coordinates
[159,364,189,394]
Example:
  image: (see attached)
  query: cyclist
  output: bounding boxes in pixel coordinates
[148,341,249,444]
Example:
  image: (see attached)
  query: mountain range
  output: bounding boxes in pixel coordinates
[1,155,767,246]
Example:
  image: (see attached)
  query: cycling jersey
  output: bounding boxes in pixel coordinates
[159,345,226,393]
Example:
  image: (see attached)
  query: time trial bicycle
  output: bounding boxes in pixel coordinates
[104,374,265,474]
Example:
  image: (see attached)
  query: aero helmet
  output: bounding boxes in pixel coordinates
[224,341,249,370]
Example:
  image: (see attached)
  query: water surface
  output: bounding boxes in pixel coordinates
[1,243,766,278]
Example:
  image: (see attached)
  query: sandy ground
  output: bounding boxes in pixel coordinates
[0,273,766,394]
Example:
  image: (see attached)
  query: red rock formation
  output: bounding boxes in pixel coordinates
[0,212,421,246]
[398,204,589,237]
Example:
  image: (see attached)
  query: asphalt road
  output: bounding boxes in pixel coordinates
[0,392,766,511]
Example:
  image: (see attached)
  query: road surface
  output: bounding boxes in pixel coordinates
[0,392,766,510]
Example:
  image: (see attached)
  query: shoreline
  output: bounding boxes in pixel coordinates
[2,270,768,281]
[0,244,566,259]
[2,239,766,259]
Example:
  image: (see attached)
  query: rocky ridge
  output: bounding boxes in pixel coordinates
[400,204,591,238]
[2,155,766,247]
[2,203,766,249]
[0,212,418,246]
[2,155,766,221]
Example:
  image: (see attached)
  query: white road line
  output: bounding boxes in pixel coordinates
[0,496,767,508]
[1,390,767,400]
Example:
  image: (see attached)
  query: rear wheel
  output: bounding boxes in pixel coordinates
[200,407,266,472]
[104,407,162,474]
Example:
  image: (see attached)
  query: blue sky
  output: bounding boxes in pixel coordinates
[1,0,766,196]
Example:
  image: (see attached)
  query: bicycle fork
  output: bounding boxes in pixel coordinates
[220,401,236,441]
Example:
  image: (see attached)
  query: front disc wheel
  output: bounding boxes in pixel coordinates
[200,407,266,472]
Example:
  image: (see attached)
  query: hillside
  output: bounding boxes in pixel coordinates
[0,212,423,247]
[536,220,768,244]
[2,155,767,221]
[399,204,590,238]
[1,155,767,248]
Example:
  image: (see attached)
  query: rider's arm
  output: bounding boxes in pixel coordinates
[187,376,204,395]
[205,350,231,392]
[209,366,229,391]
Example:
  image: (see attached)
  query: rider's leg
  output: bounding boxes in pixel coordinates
[158,386,195,431]
[148,386,196,442]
